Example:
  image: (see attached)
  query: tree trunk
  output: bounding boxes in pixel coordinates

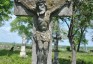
[77,28,86,52]
[67,16,76,64]
[20,33,27,58]
[70,40,76,64]
[77,42,80,52]
[77,32,82,52]
[32,16,52,64]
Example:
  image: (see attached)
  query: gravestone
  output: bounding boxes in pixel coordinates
[14,0,72,64]
[20,33,27,58]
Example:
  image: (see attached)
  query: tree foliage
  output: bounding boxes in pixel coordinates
[11,16,33,39]
[60,0,93,48]
[0,0,13,26]
[60,0,93,64]
[73,0,93,51]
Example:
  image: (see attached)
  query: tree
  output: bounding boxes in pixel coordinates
[76,26,87,52]
[11,16,33,57]
[0,0,13,26]
[60,17,77,64]
[76,0,93,52]
[60,0,93,64]
[11,16,33,38]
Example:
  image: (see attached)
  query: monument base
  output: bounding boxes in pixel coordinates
[20,46,27,58]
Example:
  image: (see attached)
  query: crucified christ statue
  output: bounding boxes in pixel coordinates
[14,0,72,64]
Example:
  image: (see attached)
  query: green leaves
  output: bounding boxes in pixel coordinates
[72,0,93,44]
[11,16,33,38]
[52,17,59,33]
[0,0,13,26]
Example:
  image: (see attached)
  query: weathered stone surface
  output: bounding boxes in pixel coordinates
[14,0,34,16]
[46,0,66,9]
[53,3,72,16]
[32,16,52,64]
[14,0,72,64]
[14,0,72,16]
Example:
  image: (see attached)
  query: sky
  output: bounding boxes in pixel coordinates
[59,19,93,46]
[0,15,93,46]
[0,15,22,43]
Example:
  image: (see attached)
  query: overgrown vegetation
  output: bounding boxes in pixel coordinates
[0,49,93,64]
[0,50,31,64]
[0,43,93,64]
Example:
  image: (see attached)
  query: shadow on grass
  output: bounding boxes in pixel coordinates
[0,49,19,56]
[0,49,31,57]
[58,58,93,64]
[59,58,71,64]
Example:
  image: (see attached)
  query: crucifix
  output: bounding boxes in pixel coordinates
[53,32,62,64]
[14,0,72,64]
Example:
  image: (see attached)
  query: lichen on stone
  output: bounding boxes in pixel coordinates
[46,0,66,10]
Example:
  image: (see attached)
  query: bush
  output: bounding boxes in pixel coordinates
[66,46,71,51]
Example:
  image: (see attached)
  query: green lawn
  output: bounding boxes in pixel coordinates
[0,49,93,64]
[0,44,93,64]
[0,50,31,64]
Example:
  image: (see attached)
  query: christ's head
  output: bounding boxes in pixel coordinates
[36,0,47,15]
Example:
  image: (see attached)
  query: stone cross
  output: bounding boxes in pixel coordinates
[53,32,61,64]
[14,0,72,64]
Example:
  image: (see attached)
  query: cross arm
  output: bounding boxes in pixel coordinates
[14,0,72,16]
[51,1,72,17]
[14,0,37,16]
[19,0,36,11]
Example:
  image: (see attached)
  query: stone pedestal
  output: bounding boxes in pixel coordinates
[20,46,27,58]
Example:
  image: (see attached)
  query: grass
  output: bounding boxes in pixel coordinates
[0,49,31,64]
[0,43,93,64]
[0,49,93,64]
